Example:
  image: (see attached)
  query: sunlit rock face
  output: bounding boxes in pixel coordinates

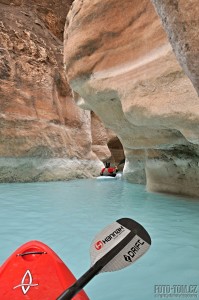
[0,1,103,182]
[64,0,199,197]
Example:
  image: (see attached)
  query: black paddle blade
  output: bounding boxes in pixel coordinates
[90,218,151,272]
[57,218,151,300]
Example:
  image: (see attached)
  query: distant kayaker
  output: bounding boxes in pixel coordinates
[100,162,118,177]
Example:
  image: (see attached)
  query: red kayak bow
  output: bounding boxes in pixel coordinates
[0,241,89,300]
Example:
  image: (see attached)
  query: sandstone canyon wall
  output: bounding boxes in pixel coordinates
[152,0,199,96]
[91,111,125,166]
[64,0,199,197]
[0,0,103,182]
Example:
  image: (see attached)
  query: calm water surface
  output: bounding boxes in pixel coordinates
[0,179,199,300]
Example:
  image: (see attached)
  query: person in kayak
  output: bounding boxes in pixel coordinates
[100,162,118,177]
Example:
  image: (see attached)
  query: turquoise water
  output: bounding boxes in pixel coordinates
[0,179,199,299]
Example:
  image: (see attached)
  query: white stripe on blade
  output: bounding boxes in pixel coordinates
[101,235,150,272]
[90,222,131,265]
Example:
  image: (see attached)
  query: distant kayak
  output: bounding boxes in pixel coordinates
[96,173,122,180]
[0,240,89,300]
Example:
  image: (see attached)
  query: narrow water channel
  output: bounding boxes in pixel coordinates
[0,179,198,299]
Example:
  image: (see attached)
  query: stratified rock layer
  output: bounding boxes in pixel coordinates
[64,0,199,197]
[0,1,103,182]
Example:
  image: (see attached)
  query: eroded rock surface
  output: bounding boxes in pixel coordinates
[152,0,199,96]
[0,1,103,182]
[64,0,199,197]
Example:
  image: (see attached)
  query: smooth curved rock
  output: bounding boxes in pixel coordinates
[64,0,199,197]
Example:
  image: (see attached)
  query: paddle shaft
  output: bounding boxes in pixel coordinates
[57,265,101,300]
[57,231,136,300]
[57,218,151,300]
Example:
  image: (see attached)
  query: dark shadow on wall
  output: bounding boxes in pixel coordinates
[107,137,125,170]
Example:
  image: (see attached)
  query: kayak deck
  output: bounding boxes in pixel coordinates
[0,240,89,300]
